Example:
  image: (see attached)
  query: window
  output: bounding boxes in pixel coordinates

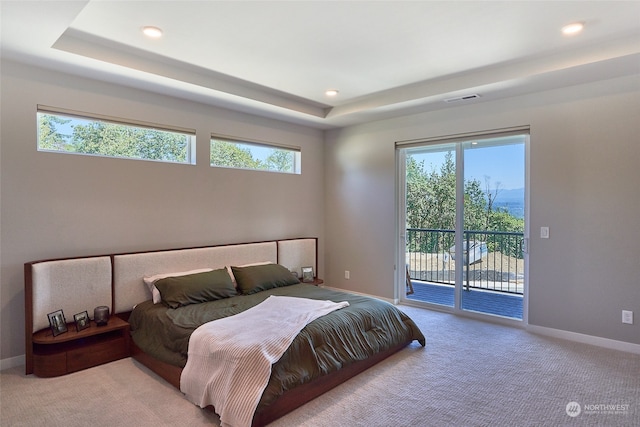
[37,106,195,164]
[210,136,301,174]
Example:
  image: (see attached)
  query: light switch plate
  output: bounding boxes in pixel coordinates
[540,227,549,239]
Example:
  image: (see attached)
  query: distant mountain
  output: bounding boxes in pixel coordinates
[494,187,524,203]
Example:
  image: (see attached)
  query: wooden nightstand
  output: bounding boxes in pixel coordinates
[31,316,130,377]
[303,278,324,286]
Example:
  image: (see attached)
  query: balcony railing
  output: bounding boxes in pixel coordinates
[406,228,524,294]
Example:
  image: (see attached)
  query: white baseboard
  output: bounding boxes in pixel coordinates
[1,354,25,371]
[527,324,640,355]
[321,285,396,304]
[326,285,640,355]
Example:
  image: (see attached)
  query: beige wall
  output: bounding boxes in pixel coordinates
[2,59,638,364]
[0,61,325,361]
[324,74,640,345]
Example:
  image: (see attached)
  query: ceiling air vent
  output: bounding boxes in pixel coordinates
[444,94,481,103]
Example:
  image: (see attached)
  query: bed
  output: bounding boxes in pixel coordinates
[25,237,425,427]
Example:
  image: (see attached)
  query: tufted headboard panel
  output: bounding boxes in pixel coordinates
[113,242,277,313]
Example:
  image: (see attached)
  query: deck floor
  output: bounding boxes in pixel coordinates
[407,281,523,319]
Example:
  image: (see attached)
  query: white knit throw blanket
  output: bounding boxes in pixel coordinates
[180,295,349,427]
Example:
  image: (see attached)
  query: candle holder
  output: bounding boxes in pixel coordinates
[93,306,110,326]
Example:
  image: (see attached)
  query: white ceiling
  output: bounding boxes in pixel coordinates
[2,1,639,129]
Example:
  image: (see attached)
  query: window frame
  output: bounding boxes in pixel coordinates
[36,105,196,165]
[210,134,301,175]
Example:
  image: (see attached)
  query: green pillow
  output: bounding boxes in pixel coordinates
[155,268,237,308]
[232,263,300,295]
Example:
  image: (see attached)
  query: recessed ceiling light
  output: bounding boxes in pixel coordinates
[142,26,163,38]
[561,22,584,35]
[325,89,339,97]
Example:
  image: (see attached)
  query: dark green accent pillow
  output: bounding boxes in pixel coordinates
[232,263,300,295]
[155,268,237,308]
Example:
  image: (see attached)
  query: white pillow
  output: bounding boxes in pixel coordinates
[143,268,214,304]
[226,262,273,286]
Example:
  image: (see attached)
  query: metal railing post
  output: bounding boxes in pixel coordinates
[465,231,470,292]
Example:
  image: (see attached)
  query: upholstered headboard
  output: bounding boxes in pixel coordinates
[28,256,112,333]
[24,237,317,374]
[278,238,317,278]
[113,242,278,313]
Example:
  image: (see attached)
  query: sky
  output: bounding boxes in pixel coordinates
[464,143,525,190]
[409,138,525,190]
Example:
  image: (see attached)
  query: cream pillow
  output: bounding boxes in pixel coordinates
[143,268,213,304]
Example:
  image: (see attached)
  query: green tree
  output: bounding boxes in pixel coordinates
[73,122,135,157]
[406,152,457,253]
[210,140,262,169]
[406,156,431,229]
[463,178,488,231]
[135,129,188,162]
[265,149,294,172]
[406,152,456,233]
[406,150,523,256]
[73,122,188,162]
[38,114,72,151]
[37,112,190,163]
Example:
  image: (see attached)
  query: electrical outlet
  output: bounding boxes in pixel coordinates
[622,310,633,324]
[345,270,350,280]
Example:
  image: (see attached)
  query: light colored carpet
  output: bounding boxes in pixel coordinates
[2,306,638,426]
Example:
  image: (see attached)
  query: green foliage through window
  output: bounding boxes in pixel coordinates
[210,138,300,174]
[37,111,194,164]
[406,150,524,258]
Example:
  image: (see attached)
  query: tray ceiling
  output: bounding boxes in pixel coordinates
[2,1,639,129]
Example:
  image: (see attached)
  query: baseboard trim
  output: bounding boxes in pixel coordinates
[320,286,640,355]
[1,354,25,371]
[527,324,640,355]
[321,285,396,304]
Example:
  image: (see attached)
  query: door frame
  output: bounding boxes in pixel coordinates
[395,129,530,326]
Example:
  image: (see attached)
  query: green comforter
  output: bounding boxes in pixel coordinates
[129,284,425,409]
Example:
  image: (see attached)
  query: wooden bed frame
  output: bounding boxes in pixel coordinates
[131,336,410,426]
[25,237,413,426]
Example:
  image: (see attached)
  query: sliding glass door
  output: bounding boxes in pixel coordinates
[398,130,528,321]
[403,143,458,308]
